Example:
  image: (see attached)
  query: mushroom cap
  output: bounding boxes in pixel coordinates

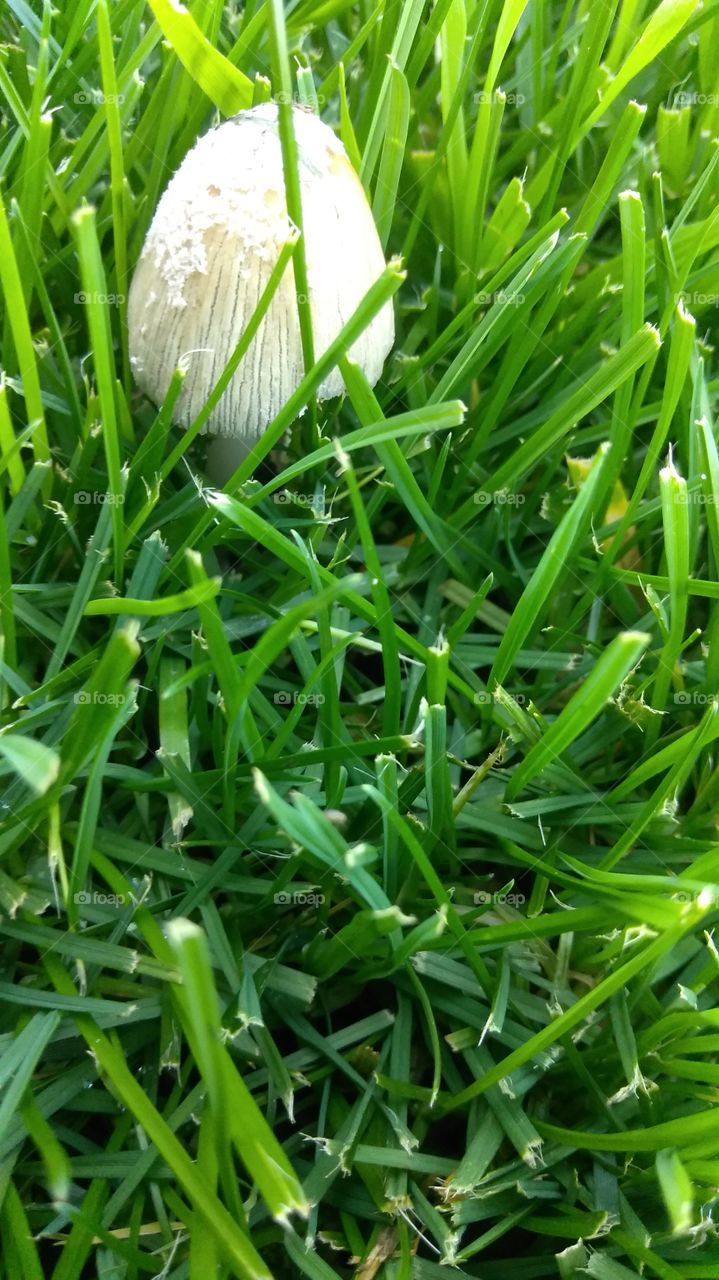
[128,104,394,440]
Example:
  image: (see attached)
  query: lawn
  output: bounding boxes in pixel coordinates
[1,0,719,1276]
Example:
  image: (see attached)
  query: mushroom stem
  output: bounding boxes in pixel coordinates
[205,434,252,487]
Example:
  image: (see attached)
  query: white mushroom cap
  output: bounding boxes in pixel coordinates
[128,104,394,446]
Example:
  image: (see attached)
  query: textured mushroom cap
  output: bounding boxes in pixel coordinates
[128,104,394,440]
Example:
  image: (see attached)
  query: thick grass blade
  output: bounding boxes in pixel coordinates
[147,0,253,113]
[505,631,650,799]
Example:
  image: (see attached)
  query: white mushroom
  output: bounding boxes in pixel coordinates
[128,104,394,482]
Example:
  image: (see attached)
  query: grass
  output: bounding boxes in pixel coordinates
[1,0,719,1275]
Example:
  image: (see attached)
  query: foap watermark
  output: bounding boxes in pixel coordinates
[74,691,127,706]
[473,690,527,707]
[74,490,125,505]
[273,690,325,707]
[674,692,714,706]
[475,288,526,306]
[474,91,525,106]
[474,489,525,507]
[273,890,325,907]
[74,90,125,106]
[74,890,133,907]
[74,291,125,306]
[674,490,717,505]
[671,889,702,904]
[673,91,719,107]
[474,890,526,906]
[273,91,326,107]
[273,490,326,511]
